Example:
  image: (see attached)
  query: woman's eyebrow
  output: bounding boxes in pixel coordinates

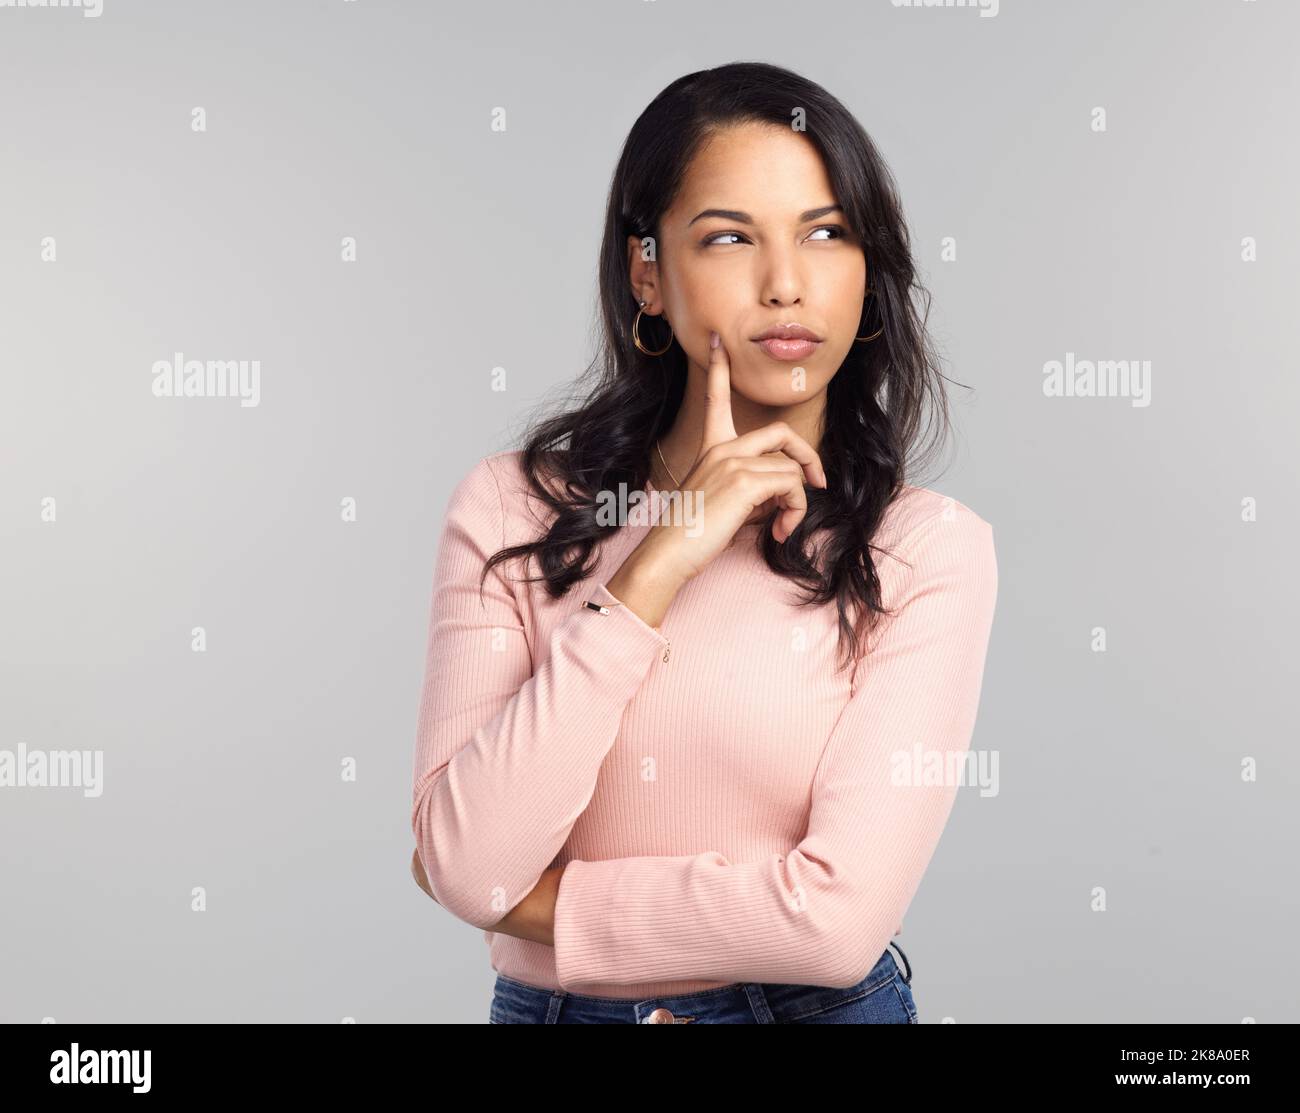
[687,203,843,226]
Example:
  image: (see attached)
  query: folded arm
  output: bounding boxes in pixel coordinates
[410,456,670,930]
[550,506,998,990]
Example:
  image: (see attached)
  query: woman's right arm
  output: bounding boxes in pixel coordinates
[410,455,683,931]
[416,337,826,933]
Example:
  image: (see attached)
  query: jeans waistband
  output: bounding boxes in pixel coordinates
[491,941,913,1024]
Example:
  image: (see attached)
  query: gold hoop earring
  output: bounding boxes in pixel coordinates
[633,299,674,356]
[855,288,883,343]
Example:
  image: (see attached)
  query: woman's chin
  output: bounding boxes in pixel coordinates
[730,364,824,405]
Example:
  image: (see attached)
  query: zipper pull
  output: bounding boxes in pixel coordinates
[662,639,671,663]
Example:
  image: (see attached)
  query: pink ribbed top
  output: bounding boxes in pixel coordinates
[411,449,998,999]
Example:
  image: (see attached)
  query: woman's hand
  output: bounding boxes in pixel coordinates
[486,866,563,947]
[639,329,828,584]
[411,847,439,903]
[411,847,562,947]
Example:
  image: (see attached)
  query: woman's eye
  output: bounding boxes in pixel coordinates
[702,225,847,247]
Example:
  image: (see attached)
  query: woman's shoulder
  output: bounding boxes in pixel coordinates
[451,449,565,541]
[873,483,995,569]
[477,448,534,492]
[448,449,537,497]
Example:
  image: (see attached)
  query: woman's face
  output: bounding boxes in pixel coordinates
[630,121,868,407]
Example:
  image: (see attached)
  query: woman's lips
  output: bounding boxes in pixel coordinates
[754,337,821,361]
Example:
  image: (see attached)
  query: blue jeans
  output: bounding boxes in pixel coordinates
[489,941,918,1024]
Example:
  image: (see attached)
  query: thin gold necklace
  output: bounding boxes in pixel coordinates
[655,438,681,488]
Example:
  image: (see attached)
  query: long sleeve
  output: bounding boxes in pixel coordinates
[551,504,998,990]
[410,455,670,930]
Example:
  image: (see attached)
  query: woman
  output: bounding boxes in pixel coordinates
[409,61,997,1024]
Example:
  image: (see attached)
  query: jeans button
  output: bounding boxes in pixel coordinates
[644,1007,675,1023]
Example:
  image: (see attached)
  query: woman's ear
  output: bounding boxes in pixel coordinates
[627,233,661,310]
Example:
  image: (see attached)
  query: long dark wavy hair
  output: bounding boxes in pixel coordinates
[481,61,965,672]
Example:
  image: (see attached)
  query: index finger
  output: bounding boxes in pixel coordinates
[700,330,738,453]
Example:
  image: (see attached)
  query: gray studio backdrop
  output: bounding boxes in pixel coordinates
[2,0,1297,1023]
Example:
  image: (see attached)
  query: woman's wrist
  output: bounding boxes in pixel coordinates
[513,866,563,947]
[606,540,689,629]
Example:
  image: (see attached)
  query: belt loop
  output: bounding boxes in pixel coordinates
[743,983,776,1024]
[544,990,566,1024]
[889,941,913,985]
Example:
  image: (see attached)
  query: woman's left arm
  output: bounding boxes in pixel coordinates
[541,506,998,991]
[411,847,563,946]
